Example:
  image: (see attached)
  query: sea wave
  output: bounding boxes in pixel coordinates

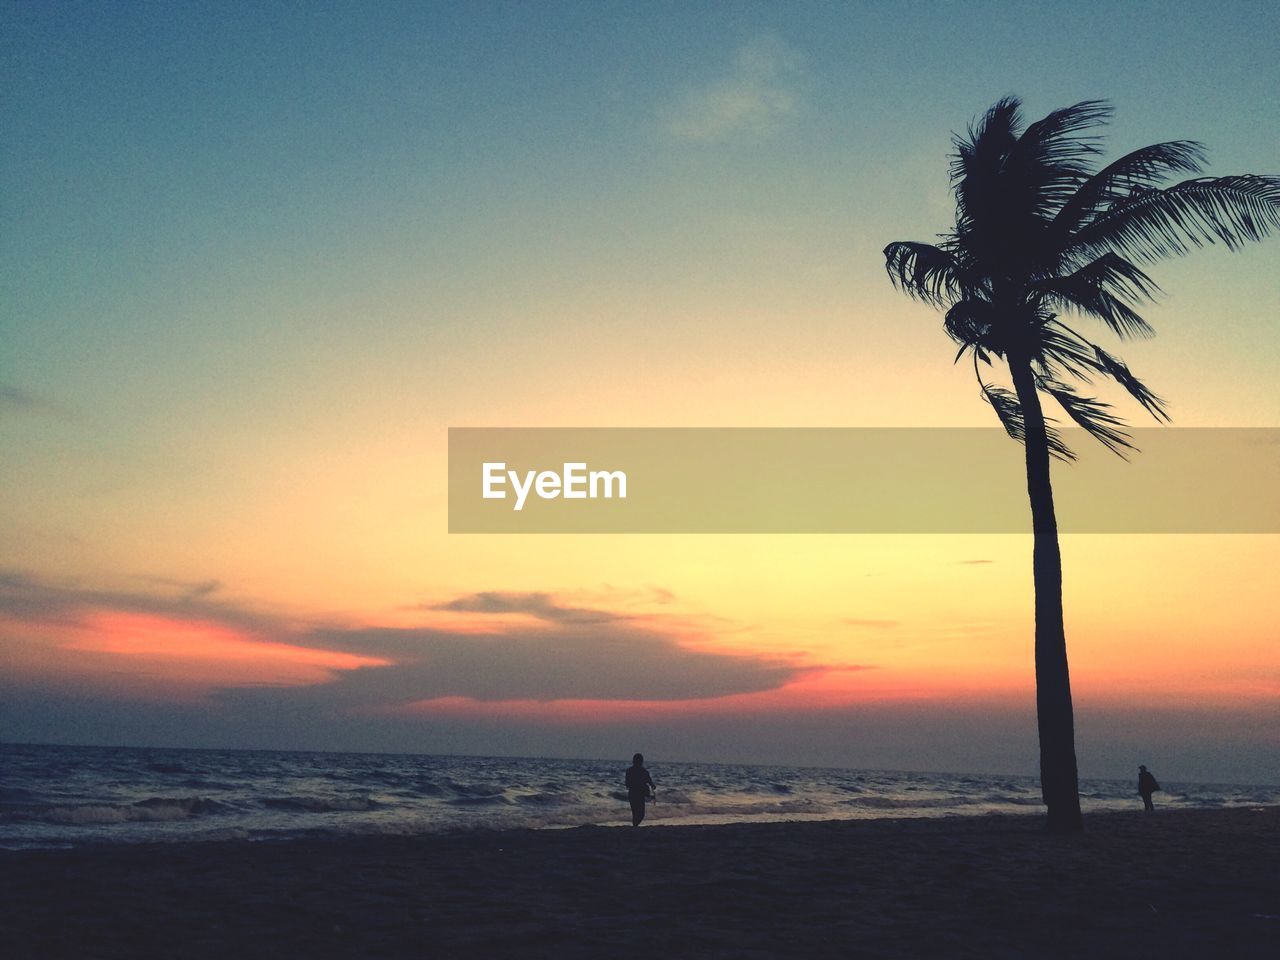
[445,795,513,807]
[261,795,377,813]
[839,795,979,810]
[147,762,189,774]
[3,744,1277,849]
[20,796,232,825]
[515,791,577,806]
[677,799,829,818]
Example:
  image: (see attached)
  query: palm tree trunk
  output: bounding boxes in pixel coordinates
[1009,353,1084,833]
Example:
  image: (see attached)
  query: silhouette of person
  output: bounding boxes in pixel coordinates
[624,752,655,826]
[1138,764,1160,811]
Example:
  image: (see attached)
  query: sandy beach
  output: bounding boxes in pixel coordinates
[2,807,1277,958]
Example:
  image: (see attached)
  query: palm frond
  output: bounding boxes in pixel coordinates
[951,97,1022,188]
[981,381,1076,461]
[1092,346,1171,421]
[884,98,1278,461]
[961,343,994,367]
[952,99,1024,245]
[883,241,964,306]
[1019,99,1111,149]
[1051,141,1207,239]
[1030,252,1160,339]
[1069,175,1280,263]
[1035,320,1103,382]
[944,298,998,349]
[1037,378,1136,457]
[1008,100,1111,214]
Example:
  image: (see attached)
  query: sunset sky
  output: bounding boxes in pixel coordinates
[2,1,1277,782]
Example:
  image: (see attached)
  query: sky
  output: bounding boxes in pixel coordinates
[2,1,1278,783]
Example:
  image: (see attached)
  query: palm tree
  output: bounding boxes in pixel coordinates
[884,98,1280,832]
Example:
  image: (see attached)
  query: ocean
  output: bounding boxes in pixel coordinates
[2,742,1275,850]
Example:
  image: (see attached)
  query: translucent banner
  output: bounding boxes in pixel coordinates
[448,428,1280,533]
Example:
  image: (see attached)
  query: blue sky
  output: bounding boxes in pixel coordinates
[6,1,1278,419]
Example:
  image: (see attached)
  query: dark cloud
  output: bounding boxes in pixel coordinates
[428,591,622,625]
[132,576,224,601]
[260,616,798,706]
[1,572,801,708]
[2,576,1275,784]
[0,569,276,633]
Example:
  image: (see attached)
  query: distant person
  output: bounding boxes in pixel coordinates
[624,753,656,826]
[1138,764,1160,811]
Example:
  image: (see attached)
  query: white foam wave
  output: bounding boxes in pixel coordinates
[41,797,224,825]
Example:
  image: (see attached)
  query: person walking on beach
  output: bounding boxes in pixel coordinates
[625,753,656,826]
[1138,764,1160,812]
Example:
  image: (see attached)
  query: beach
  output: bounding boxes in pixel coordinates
[2,807,1276,959]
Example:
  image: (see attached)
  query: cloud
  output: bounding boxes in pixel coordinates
[646,585,677,604]
[0,571,388,693]
[428,591,619,625]
[133,576,224,601]
[1,573,801,711]
[844,618,899,630]
[959,560,994,565]
[661,34,806,143]
[0,570,275,634]
[255,617,798,708]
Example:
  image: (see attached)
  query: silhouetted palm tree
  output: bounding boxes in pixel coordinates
[884,98,1280,832]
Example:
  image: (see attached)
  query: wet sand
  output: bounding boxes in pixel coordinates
[3,807,1277,958]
